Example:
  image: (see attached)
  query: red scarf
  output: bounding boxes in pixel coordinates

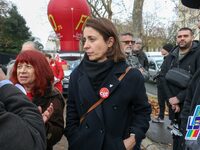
[26,92,33,102]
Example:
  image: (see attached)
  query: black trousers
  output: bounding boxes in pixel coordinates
[157,79,174,120]
[173,135,185,150]
[157,88,166,119]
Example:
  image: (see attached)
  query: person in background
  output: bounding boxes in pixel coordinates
[120,32,135,52]
[132,38,149,81]
[133,38,149,71]
[160,44,174,57]
[0,68,46,150]
[160,27,200,150]
[10,50,65,150]
[21,41,39,52]
[120,33,139,67]
[152,43,174,123]
[120,33,149,81]
[45,53,64,93]
[55,54,69,70]
[65,17,151,150]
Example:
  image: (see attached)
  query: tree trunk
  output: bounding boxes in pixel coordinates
[132,0,144,38]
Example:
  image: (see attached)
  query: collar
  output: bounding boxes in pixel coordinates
[171,41,200,58]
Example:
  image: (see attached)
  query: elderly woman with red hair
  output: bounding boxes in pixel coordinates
[10,50,65,150]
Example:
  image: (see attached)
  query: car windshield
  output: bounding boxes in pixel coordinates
[156,59,163,69]
[67,59,81,70]
[60,55,83,71]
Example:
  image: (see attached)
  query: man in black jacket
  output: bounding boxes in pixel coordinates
[180,0,200,149]
[160,27,200,150]
[181,69,200,149]
[0,68,46,150]
[152,43,174,123]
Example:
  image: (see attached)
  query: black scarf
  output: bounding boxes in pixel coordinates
[82,55,114,92]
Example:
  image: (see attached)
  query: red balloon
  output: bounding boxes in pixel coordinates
[48,0,90,52]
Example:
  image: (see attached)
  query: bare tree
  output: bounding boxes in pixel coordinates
[87,0,113,19]
[172,0,200,38]
[142,13,168,51]
[86,0,127,20]
[166,22,179,44]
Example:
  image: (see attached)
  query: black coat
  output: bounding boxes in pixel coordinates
[181,69,200,133]
[160,41,200,104]
[33,88,65,150]
[0,84,46,150]
[137,51,149,71]
[156,57,168,101]
[65,61,151,150]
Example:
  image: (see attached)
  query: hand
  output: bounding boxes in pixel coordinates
[169,97,179,105]
[123,135,136,150]
[0,68,6,81]
[172,104,180,113]
[38,103,54,123]
[138,67,144,73]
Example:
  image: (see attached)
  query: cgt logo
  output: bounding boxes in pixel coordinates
[99,87,110,99]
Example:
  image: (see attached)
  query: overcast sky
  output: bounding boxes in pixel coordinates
[10,0,175,46]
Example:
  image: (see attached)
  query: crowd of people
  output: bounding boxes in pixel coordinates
[1,0,200,150]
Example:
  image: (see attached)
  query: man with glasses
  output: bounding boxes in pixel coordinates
[120,33,149,81]
[120,33,140,67]
[120,32,135,50]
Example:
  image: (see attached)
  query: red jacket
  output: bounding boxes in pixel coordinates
[50,60,64,92]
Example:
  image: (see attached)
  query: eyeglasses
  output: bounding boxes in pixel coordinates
[121,40,135,45]
[135,42,142,45]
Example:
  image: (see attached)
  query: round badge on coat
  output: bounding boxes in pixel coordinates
[99,87,110,99]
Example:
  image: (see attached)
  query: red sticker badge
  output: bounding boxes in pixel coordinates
[99,87,110,99]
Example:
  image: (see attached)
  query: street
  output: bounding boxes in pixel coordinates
[145,80,157,96]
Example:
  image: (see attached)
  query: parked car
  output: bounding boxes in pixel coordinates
[145,52,163,82]
[6,59,16,67]
[6,59,16,77]
[59,52,84,96]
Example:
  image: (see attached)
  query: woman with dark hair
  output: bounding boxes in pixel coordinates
[64,18,151,150]
[10,50,65,150]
